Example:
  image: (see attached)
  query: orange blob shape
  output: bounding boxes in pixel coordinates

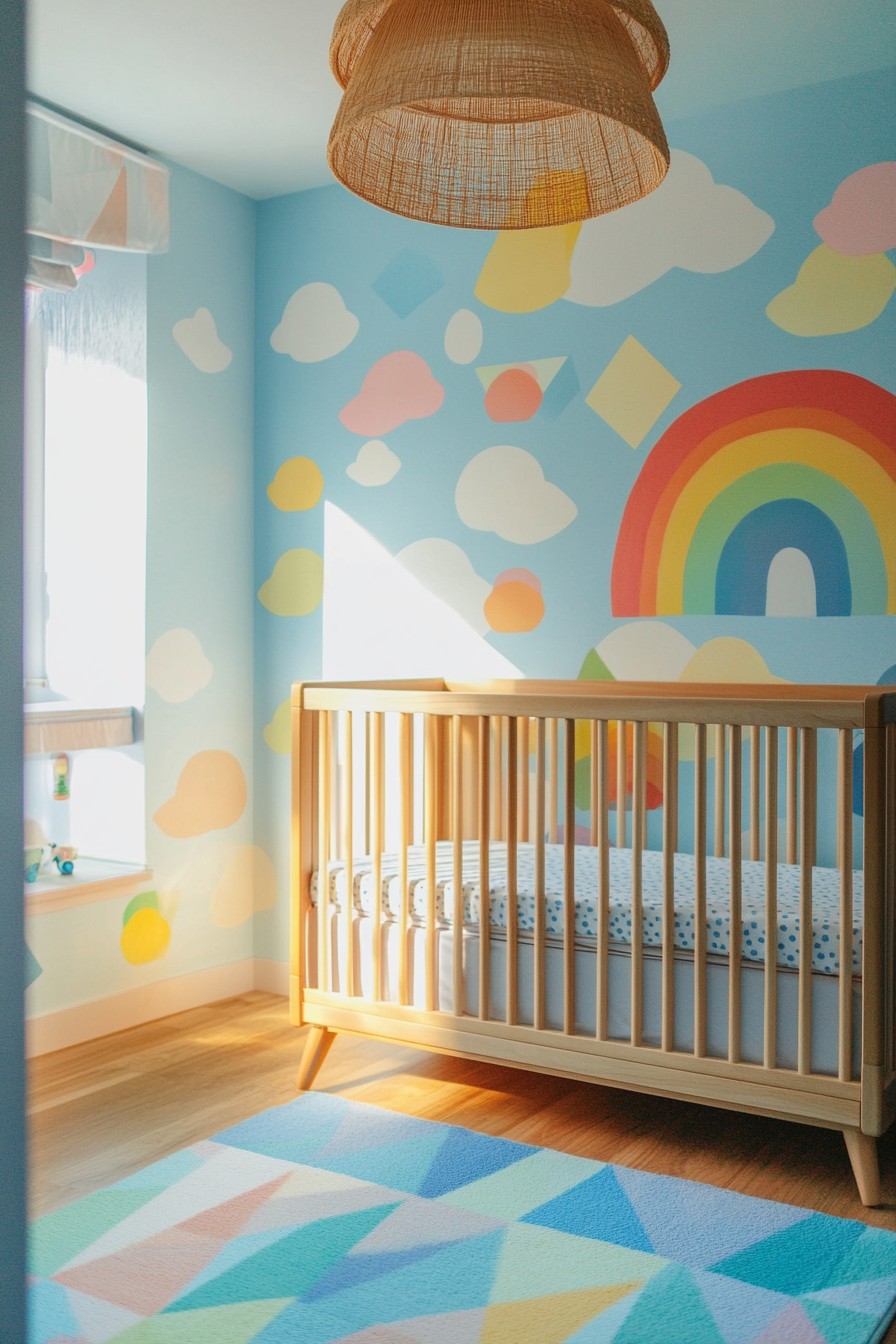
[153,750,248,838]
[485,580,545,632]
[484,368,543,422]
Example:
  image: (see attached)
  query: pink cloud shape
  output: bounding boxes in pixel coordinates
[339,351,445,436]
[814,161,896,256]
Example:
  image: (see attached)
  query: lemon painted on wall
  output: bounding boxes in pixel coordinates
[120,892,171,965]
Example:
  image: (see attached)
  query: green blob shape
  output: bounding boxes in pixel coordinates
[578,648,615,681]
[801,1298,877,1344]
[612,1263,724,1343]
[575,754,593,811]
[123,890,159,928]
[165,1202,400,1312]
[710,1213,864,1296]
[109,1299,292,1343]
[29,1187,165,1277]
[258,548,324,616]
[682,463,887,616]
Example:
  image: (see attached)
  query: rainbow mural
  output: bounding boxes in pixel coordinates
[611,371,896,616]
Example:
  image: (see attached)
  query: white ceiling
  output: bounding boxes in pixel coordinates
[26,0,896,202]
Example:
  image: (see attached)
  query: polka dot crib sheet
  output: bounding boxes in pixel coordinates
[310,841,862,976]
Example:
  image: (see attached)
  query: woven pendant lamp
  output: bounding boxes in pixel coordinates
[327,0,671,230]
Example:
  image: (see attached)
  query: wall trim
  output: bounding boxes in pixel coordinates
[26,957,290,1057]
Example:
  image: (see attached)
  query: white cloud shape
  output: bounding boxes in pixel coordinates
[566,150,775,307]
[346,440,401,487]
[597,622,697,682]
[172,308,233,372]
[444,308,484,364]
[271,282,359,363]
[456,446,577,544]
[396,538,491,635]
[146,628,213,703]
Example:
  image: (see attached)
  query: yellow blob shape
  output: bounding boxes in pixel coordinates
[211,844,279,929]
[153,749,248,838]
[681,637,787,684]
[258,549,323,616]
[586,336,681,448]
[121,907,171,965]
[475,223,582,314]
[766,243,896,336]
[267,456,324,511]
[263,699,291,754]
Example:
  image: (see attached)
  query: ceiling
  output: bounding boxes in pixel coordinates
[26,0,896,201]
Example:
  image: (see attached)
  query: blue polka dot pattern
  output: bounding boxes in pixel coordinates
[311,841,862,976]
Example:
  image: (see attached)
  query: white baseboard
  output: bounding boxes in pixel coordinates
[252,958,291,996]
[26,957,290,1057]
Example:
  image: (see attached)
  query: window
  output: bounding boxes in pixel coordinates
[24,248,148,866]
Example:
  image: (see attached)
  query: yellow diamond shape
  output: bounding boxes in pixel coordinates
[586,336,681,448]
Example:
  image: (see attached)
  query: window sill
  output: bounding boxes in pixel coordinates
[24,703,135,755]
[25,858,152,915]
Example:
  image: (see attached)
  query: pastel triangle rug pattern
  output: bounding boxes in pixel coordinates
[27,1093,896,1343]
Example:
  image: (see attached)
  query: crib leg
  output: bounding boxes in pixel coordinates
[297,1026,336,1091]
[843,1129,881,1207]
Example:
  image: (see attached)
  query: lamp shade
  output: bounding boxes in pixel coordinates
[327,0,671,230]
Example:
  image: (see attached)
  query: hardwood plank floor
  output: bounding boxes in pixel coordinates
[29,991,896,1338]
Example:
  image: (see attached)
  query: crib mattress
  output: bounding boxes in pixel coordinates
[311,841,862,976]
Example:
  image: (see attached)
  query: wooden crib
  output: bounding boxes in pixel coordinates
[289,678,896,1204]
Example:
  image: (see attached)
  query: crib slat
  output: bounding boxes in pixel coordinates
[728,723,743,1063]
[564,719,576,1036]
[452,716,464,1017]
[548,717,559,845]
[714,723,726,858]
[694,722,708,1058]
[518,717,530,843]
[597,719,610,1042]
[479,716,491,1022]
[342,712,354,998]
[425,715,438,1013]
[662,722,678,1052]
[839,728,854,1082]
[398,713,412,1006]
[616,720,627,850]
[798,726,817,1074]
[590,720,599,848]
[371,713,384,1001]
[507,716,519,1027]
[631,720,646,1047]
[787,726,798,866]
[535,717,547,1031]
[318,711,331,993]
[764,726,778,1071]
[750,726,761,863]
[493,717,504,842]
[365,713,371,856]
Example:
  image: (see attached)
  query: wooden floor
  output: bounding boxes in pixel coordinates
[29,991,896,1337]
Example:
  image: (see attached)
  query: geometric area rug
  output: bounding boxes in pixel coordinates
[29,1093,896,1343]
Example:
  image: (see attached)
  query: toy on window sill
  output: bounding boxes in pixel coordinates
[52,754,70,801]
[24,848,42,883]
[49,845,77,876]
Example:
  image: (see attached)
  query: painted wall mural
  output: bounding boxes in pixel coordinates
[612,371,896,617]
[250,63,895,968]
